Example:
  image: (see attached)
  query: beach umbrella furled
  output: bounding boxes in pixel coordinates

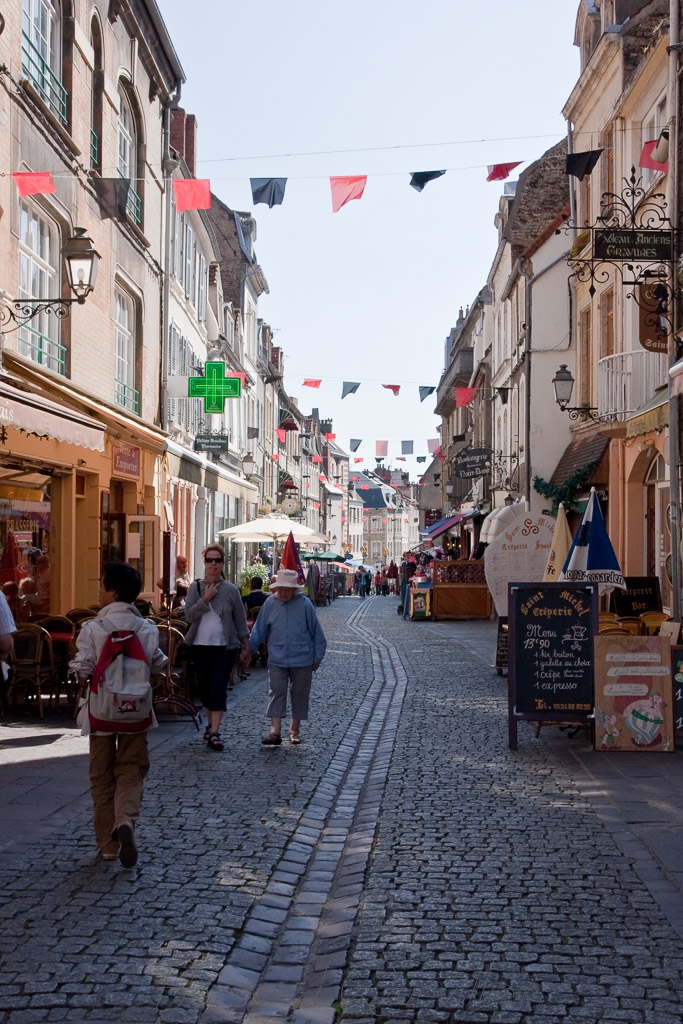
[543,503,573,582]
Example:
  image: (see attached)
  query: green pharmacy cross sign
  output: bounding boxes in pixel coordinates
[188,361,242,413]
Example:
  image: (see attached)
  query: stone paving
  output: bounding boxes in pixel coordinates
[0,595,682,1024]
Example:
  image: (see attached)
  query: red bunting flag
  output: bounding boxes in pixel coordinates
[330,175,367,213]
[319,474,327,481]
[173,178,211,212]
[279,531,306,584]
[275,428,286,443]
[376,441,388,457]
[271,453,279,461]
[382,518,387,524]
[456,387,476,407]
[314,502,320,509]
[404,518,409,523]
[382,384,400,396]
[437,453,447,461]
[486,162,522,182]
[352,475,358,481]
[305,482,311,487]
[639,140,669,173]
[361,484,369,490]
[354,458,363,463]
[427,438,441,453]
[324,432,336,441]
[303,379,322,388]
[396,457,406,462]
[13,171,56,196]
[311,455,323,463]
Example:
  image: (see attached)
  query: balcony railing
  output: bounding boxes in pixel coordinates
[127,184,142,225]
[18,325,67,375]
[598,350,669,421]
[90,129,99,168]
[22,32,67,124]
[114,379,140,415]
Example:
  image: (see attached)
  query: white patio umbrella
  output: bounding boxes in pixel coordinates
[218,514,327,545]
[218,514,327,571]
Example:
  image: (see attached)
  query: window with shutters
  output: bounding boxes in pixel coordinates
[167,323,179,423]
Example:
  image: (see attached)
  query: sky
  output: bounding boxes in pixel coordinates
[157,0,581,477]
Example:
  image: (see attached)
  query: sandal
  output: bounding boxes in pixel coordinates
[289,733,301,745]
[207,732,224,751]
[203,725,211,741]
[261,733,282,746]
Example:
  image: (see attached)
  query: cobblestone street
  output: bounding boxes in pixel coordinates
[1,595,683,1024]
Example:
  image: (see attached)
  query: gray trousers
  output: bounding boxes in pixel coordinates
[266,665,313,720]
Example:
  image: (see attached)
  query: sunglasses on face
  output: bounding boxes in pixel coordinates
[204,557,223,564]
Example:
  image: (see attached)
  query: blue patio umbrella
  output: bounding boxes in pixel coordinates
[560,487,626,594]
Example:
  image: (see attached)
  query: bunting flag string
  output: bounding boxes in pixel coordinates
[92,177,131,220]
[342,382,360,399]
[419,386,435,403]
[409,170,446,192]
[486,162,522,182]
[401,441,414,454]
[330,175,367,212]
[172,178,211,212]
[302,379,322,388]
[566,150,603,181]
[250,177,287,207]
[12,171,55,196]
[639,140,669,173]
[275,428,286,443]
[349,439,362,451]
[382,384,400,396]
[455,387,476,407]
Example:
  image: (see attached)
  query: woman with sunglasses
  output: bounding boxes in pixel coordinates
[182,544,250,751]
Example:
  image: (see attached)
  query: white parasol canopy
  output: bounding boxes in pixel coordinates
[218,513,327,546]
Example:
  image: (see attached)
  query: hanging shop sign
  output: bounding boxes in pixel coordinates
[194,434,230,453]
[593,229,673,262]
[453,447,493,478]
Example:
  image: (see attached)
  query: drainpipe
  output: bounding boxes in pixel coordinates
[669,0,681,619]
[521,249,571,507]
[160,84,182,433]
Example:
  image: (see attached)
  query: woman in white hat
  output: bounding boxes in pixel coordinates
[247,568,327,745]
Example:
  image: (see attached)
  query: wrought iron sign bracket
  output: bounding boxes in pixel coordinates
[560,168,676,346]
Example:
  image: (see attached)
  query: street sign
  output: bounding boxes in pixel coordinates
[593,229,673,262]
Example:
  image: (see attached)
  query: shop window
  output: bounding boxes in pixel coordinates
[0,479,52,620]
[22,0,68,125]
[18,200,67,375]
[114,287,140,414]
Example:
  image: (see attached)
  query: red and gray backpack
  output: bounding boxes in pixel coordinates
[88,621,153,733]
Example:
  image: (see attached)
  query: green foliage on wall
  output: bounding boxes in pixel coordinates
[533,461,599,515]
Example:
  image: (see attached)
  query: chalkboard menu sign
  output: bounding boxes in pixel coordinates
[508,582,598,749]
[610,576,662,616]
[673,646,683,735]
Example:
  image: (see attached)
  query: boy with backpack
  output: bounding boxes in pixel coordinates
[70,562,166,867]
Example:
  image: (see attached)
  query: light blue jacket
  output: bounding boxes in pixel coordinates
[249,593,327,667]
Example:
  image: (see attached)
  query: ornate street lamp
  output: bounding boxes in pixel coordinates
[0,227,99,332]
[242,453,256,478]
[551,364,600,423]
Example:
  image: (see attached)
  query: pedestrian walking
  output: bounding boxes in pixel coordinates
[70,562,166,867]
[247,568,327,746]
[182,544,251,752]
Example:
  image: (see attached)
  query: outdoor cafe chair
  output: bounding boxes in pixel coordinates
[152,624,199,727]
[599,626,634,635]
[6,624,57,717]
[66,607,98,625]
[639,611,670,635]
[615,617,642,635]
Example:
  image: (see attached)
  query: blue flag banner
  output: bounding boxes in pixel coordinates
[250,178,287,208]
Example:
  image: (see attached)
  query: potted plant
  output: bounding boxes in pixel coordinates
[239,559,271,596]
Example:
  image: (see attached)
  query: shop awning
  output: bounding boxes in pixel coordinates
[550,433,609,486]
[0,381,106,451]
[625,385,669,437]
[164,440,258,500]
[421,513,464,539]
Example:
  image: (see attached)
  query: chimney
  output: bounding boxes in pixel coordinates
[170,108,186,160]
[185,114,198,176]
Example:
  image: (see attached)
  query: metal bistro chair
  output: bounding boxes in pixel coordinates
[7,624,58,717]
[66,607,100,626]
[615,617,642,636]
[599,626,634,635]
[639,611,671,636]
[152,624,199,727]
